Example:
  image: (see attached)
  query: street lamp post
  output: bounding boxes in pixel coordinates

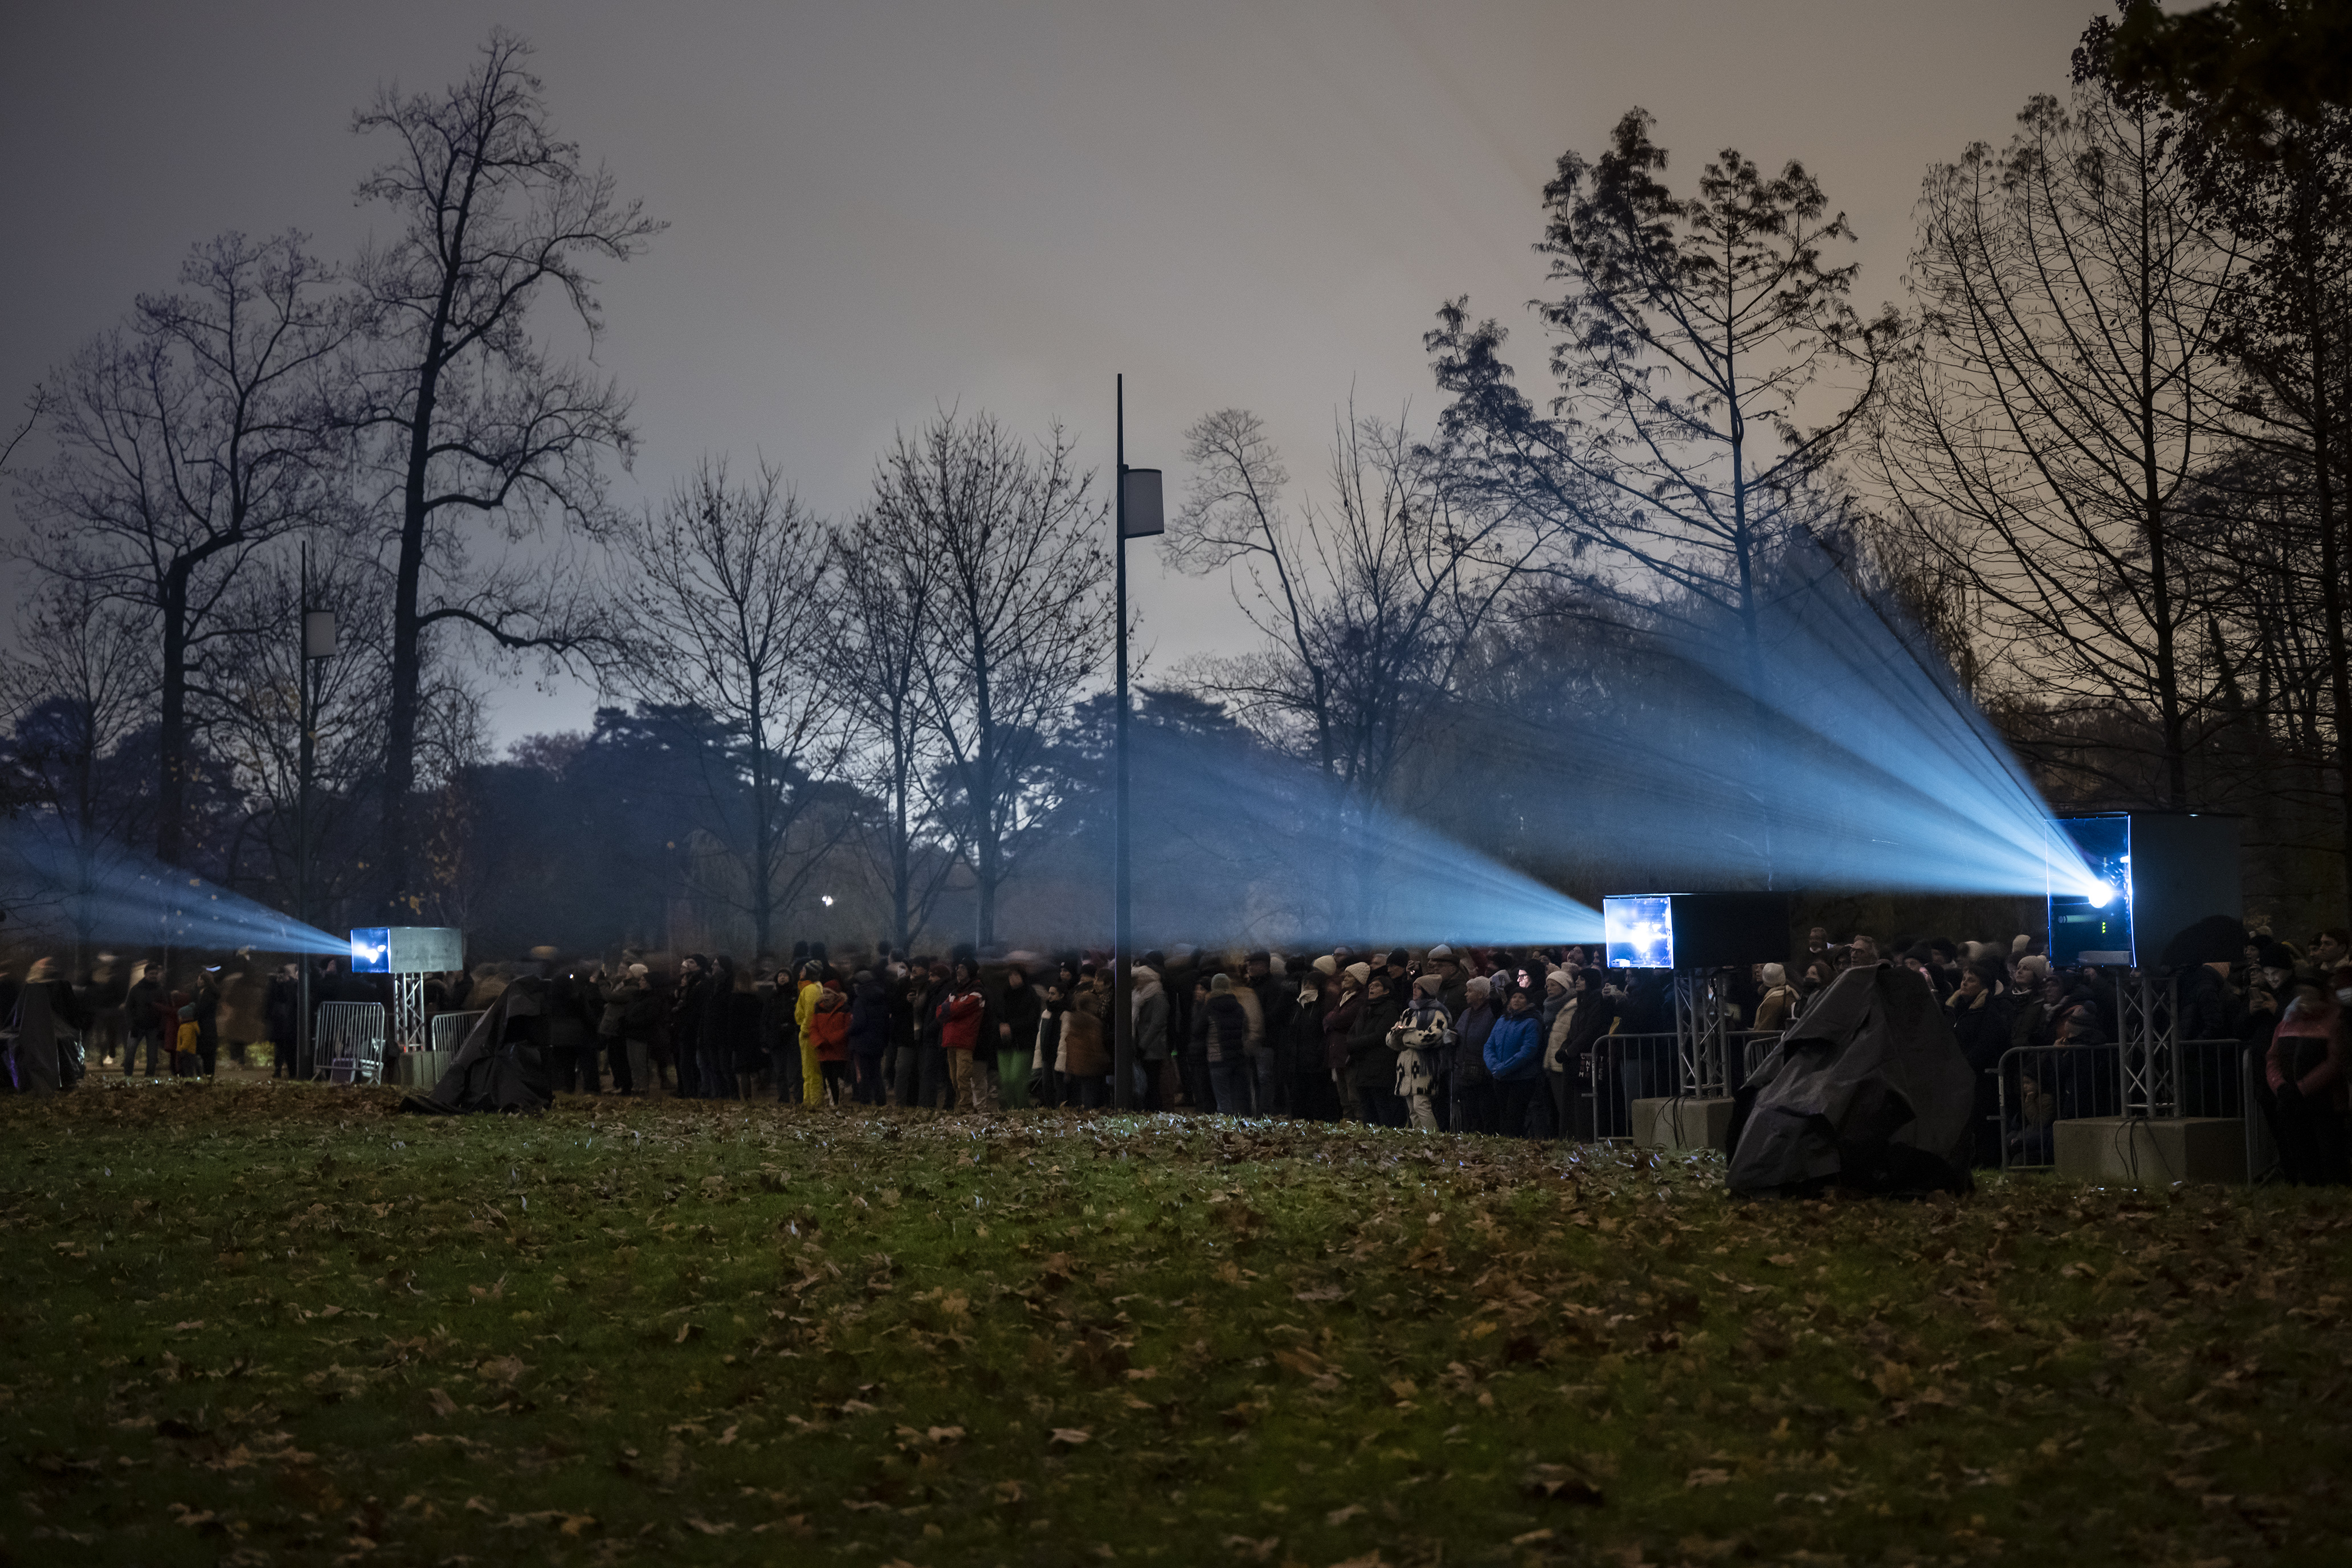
[1113,375,1162,1110]
[295,542,337,1080]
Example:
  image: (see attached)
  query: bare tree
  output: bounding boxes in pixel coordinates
[1866,35,2244,808]
[1428,108,1891,664]
[868,411,1110,946]
[1170,405,1536,810]
[0,580,158,957]
[14,231,348,866]
[828,503,959,953]
[609,457,844,958]
[346,27,659,914]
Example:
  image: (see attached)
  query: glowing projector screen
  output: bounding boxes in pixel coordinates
[349,926,465,975]
[1604,895,1675,969]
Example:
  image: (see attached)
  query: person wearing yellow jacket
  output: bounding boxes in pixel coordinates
[794,963,824,1106]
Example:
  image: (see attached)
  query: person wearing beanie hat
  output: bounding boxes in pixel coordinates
[1451,973,1499,1133]
[1200,973,1251,1113]
[1388,969,1455,1132]
[1344,961,1371,987]
[1321,959,1370,1121]
[1313,955,1338,978]
[1426,943,1452,962]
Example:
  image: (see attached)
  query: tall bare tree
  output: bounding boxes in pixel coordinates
[346,27,659,914]
[1867,28,2244,808]
[828,503,958,952]
[609,457,843,958]
[1428,108,1892,665]
[1169,405,1535,811]
[14,231,348,866]
[867,411,1109,946]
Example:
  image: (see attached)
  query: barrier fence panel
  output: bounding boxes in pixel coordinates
[316,1002,387,1086]
[1996,1038,2252,1173]
[427,1010,485,1055]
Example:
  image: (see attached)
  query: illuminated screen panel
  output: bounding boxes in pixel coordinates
[349,927,391,974]
[2048,815,2133,966]
[1603,894,1674,969]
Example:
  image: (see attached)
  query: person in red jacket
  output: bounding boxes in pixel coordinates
[2268,971,2350,1185]
[807,979,852,1105]
[940,961,987,1110]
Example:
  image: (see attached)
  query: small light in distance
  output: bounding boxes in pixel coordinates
[820,894,835,908]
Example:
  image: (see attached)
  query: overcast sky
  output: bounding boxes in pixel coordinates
[2,0,2098,745]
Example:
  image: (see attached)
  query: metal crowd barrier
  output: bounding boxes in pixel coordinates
[316,1002,387,1085]
[427,1010,485,1054]
[1995,1038,2257,1174]
[1562,1030,1784,1144]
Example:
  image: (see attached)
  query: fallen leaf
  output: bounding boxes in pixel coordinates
[426,1387,458,1417]
[1685,1467,1732,1488]
[1050,1427,1092,1446]
[1326,1503,1367,1526]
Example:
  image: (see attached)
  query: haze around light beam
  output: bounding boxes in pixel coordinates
[0,816,350,957]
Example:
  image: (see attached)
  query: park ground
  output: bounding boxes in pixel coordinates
[1,1085,2348,1567]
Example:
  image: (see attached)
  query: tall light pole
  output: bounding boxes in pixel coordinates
[1113,375,1162,1110]
[295,542,337,1080]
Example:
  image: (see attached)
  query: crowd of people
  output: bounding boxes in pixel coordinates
[3,921,2344,1186]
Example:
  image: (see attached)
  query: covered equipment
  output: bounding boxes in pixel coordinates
[397,976,553,1116]
[1724,962,1973,1196]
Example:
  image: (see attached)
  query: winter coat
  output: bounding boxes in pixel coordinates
[1346,991,1406,1092]
[1753,984,1800,1034]
[1134,981,1169,1061]
[1063,1002,1109,1077]
[1202,993,1248,1063]
[848,977,890,1055]
[1946,989,2014,1074]
[941,990,985,1052]
[1320,990,1363,1074]
[2269,999,2349,1111]
[1544,995,1580,1072]
[995,980,1043,1059]
[808,990,852,1061]
[1483,1012,1545,1082]
[1453,1000,1496,1087]
[1387,997,1451,1097]
[7,980,85,1096]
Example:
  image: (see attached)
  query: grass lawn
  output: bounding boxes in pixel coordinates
[2,1084,2349,1567]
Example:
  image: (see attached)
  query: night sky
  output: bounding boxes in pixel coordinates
[2,0,2093,741]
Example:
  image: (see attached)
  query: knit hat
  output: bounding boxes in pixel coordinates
[1426,944,1453,961]
[1313,956,1338,977]
[1344,962,1371,986]
[1133,966,1158,986]
[1545,968,1569,991]
[1761,962,1786,986]
[2014,954,2050,983]
[1465,975,1491,998]
[1211,973,1233,993]
[1414,972,1442,996]
[627,963,649,978]
[1386,948,1409,967]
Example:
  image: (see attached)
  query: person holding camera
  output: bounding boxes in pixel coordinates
[1387,971,1455,1133]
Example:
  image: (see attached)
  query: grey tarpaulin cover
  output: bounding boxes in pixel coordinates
[1724,962,1974,1195]
[397,977,552,1116]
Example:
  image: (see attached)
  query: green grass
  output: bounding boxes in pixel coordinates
[2,1084,2349,1567]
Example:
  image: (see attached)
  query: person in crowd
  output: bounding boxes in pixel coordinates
[1753,963,1800,1032]
[1348,970,1407,1127]
[1199,973,1251,1113]
[2312,929,2350,977]
[125,960,168,1079]
[994,964,1042,1110]
[547,966,594,1095]
[1289,958,1336,1121]
[8,958,88,1095]
[693,957,741,1100]
[191,967,223,1079]
[2267,970,2349,1185]
[1946,960,2012,1167]
[669,956,707,1098]
[1134,963,1171,1110]
[1321,962,1368,1120]
[1061,965,1110,1106]
[1449,974,1497,1134]
[1542,967,1583,1136]
[1230,958,1268,1114]
[1389,972,1451,1132]
[807,974,852,1104]
[847,969,891,1105]
[1485,985,1546,1138]
[940,961,986,1110]
[793,960,827,1108]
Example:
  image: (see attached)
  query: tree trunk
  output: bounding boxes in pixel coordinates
[157,563,191,867]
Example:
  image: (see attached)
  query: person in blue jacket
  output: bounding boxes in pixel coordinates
[1484,987,1548,1138]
